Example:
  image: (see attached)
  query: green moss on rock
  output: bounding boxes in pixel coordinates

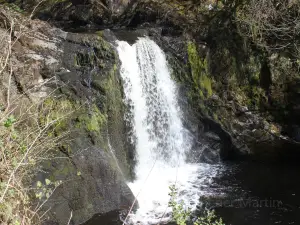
[40,98,75,135]
[76,104,107,133]
[187,41,213,99]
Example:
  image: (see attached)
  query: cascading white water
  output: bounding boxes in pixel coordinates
[117,37,221,224]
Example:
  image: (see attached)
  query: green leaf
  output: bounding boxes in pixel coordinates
[35,192,43,199]
[20,144,27,154]
[45,179,51,185]
[8,189,15,197]
[4,115,17,128]
[36,181,42,188]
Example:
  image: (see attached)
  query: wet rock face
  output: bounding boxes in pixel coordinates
[0,8,134,225]
[42,148,134,225]
[108,0,131,15]
[149,5,300,162]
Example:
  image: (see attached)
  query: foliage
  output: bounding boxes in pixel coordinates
[194,210,225,225]
[0,15,73,223]
[3,115,16,128]
[236,0,300,58]
[169,185,191,225]
[168,185,225,225]
[40,98,75,135]
[1,3,24,13]
[0,96,69,225]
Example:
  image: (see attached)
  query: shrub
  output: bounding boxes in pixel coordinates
[236,0,300,56]
[0,7,72,224]
[0,96,71,225]
[168,185,225,225]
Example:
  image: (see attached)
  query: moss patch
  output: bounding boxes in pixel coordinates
[40,98,75,135]
[76,104,107,133]
[2,2,24,13]
[187,41,213,99]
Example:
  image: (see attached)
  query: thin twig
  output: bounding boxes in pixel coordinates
[67,211,73,225]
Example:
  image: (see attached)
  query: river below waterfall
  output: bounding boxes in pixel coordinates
[83,161,300,225]
[212,162,300,225]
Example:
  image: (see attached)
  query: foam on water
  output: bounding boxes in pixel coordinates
[117,37,221,224]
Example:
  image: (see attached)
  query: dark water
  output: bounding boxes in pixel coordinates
[83,161,300,225]
[206,161,300,225]
[82,210,123,225]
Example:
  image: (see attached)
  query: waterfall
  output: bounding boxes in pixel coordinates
[117,37,220,224]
